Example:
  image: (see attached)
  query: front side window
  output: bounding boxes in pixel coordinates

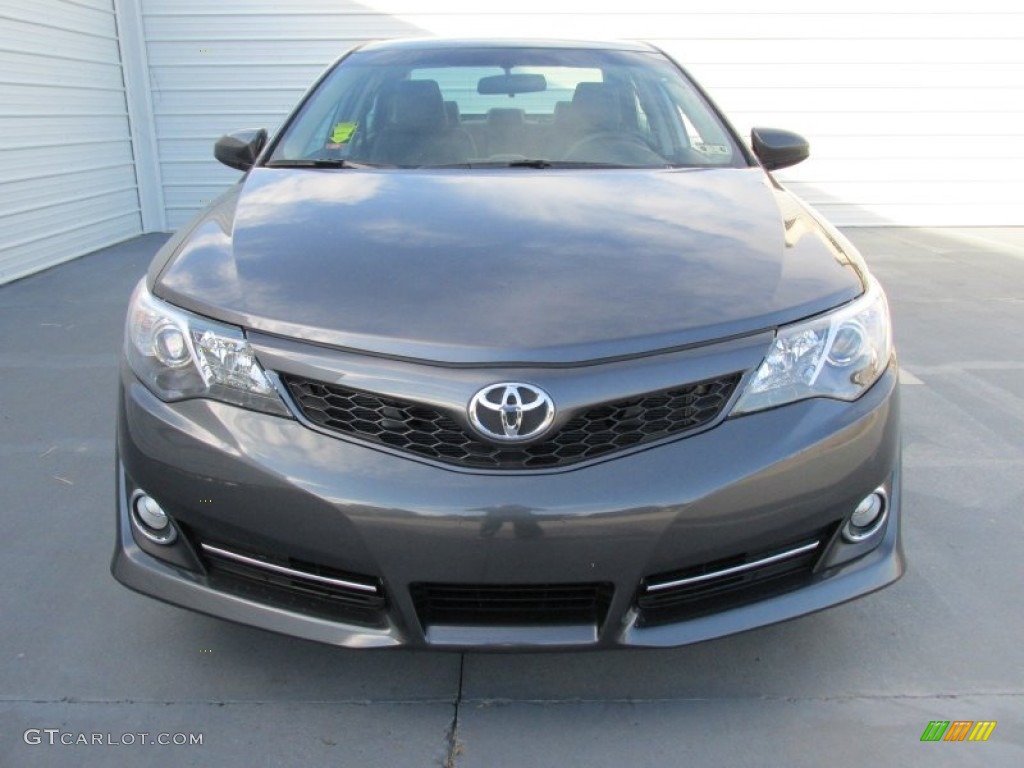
[267,46,746,169]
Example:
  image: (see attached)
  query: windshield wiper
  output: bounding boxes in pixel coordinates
[264,159,381,169]
[426,159,636,169]
[506,159,553,168]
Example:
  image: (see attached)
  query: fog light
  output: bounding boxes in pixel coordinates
[843,489,888,542]
[130,491,177,544]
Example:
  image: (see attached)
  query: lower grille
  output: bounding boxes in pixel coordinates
[281,373,740,470]
[635,529,832,627]
[411,582,614,627]
[200,541,387,627]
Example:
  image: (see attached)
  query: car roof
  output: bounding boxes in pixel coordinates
[356,37,657,54]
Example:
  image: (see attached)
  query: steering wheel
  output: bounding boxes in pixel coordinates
[562,131,665,164]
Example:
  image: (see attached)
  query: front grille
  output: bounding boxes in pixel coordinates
[635,528,833,627]
[281,372,740,470]
[199,541,388,627]
[411,582,614,627]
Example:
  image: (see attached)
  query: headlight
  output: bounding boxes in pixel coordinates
[733,278,893,414]
[124,280,289,416]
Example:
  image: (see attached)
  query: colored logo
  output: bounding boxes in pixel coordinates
[920,721,996,742]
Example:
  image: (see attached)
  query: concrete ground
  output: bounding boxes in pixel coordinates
[1,228,1022,767]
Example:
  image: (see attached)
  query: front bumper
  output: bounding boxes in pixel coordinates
[112,363,903,650]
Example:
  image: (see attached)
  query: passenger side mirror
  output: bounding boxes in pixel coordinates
[751,127,809,171]
[214,129,268,171]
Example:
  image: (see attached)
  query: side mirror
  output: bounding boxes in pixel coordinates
[751,127,809,171]
[214,129,268,171]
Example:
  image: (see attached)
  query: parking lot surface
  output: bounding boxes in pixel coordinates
[1,228,1022,766]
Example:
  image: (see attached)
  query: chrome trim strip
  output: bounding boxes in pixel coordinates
[644,540,820,593]
[200,543,379,594]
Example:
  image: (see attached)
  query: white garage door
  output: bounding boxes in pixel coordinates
[0,0,142,283]
[140,0,1024,230]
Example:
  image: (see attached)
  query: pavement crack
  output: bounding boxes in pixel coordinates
[443,653,466,768]
[0,696,454,707]
[459,691,1024,706]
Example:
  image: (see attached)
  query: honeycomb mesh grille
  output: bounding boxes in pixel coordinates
[281,372,740,470]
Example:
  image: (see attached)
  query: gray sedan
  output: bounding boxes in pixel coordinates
[112,38,902,649]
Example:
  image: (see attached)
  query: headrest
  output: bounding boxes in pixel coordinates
[392,80,446,129]
[572,82,623,129]
[444,100,461,126]
[487,108,526,127]
[553,100,573,123]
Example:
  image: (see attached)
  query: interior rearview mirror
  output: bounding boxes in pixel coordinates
[477,73,547,96]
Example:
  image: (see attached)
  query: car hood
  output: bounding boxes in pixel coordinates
[153,167,867,364]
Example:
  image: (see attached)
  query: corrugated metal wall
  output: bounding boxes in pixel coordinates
[140,0,425,230]
[138,0,1024,231]
[0,0,142,283]
[2,0,1021,278]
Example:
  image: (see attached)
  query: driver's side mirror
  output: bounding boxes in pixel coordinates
[751,127,809,171]
[214,129,268,171]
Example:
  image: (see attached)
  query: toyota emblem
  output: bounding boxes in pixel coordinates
[468,383,555,442]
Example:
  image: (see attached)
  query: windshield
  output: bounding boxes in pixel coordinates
[267,46,746,169]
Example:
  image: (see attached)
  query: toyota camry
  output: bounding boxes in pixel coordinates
[112,38,903,649]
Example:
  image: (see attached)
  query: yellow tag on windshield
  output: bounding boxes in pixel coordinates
[330,122,357,143]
